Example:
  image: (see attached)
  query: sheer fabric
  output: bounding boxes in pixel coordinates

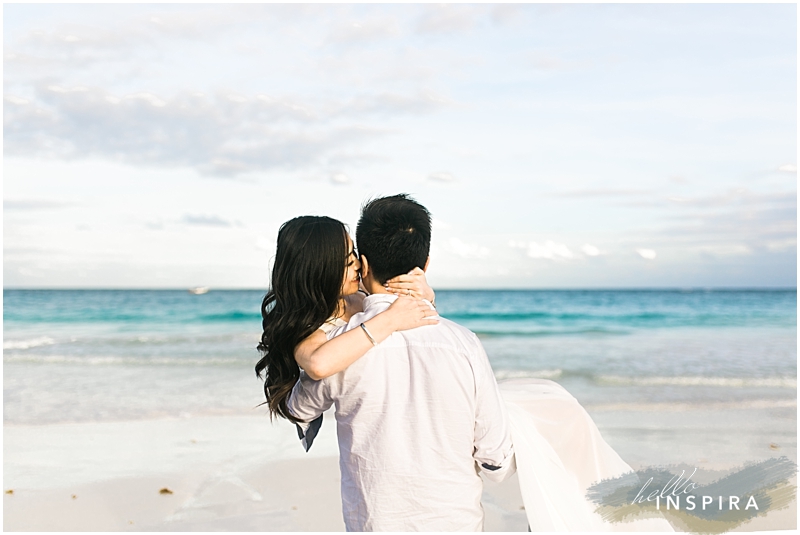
[501,379,674,531]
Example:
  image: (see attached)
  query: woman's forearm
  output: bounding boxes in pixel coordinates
[297,313,397,381]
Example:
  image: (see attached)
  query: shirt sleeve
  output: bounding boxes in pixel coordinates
[287,370,334,451]
[471,334,517,482]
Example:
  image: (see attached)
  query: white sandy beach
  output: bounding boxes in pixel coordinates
[4,400,796,532]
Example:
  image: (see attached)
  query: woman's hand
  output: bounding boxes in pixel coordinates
[383,295,439,331]
[384,267,435,303]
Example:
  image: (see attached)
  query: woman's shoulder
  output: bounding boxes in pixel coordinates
[319,317,348,334]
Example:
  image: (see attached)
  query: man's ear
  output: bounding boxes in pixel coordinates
[360,255,370,280]
[423,256,430,272]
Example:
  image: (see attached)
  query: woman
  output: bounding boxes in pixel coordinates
[256,215,671,531]
[255,215,438,422]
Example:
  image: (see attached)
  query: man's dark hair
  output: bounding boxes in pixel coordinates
[356,194,432,285]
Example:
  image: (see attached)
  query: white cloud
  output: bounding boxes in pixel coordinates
[510,240,574,260]
[255,236,275,252]
[432,218,451,230]
[5,95,29,105]
[778,164,797,173]
[552,188,651,198]
[327,19,400,44]
[330,172,351,185]
[581,244,601,257]
[126,92,167,107]
[447,238,490,259]
[428,172,455,182]
[636,248,657,260]
[182,214,232,227]
[529,54,563,71]
[696,244,751,256]
[4,199,76,210]
[4,86,398,177]
[765,239,796,252]
[415,4,481,34]
[342,91,449,116]
[3,86,446,176]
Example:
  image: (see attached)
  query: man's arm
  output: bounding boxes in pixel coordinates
[287,371,334,451]
[471,334,516,482]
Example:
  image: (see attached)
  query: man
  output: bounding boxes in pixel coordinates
[288,194,515,531]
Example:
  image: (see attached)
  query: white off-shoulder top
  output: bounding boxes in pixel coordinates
[318,317,347,335]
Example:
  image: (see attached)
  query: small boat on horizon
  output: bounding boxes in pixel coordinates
[188,287,209,295]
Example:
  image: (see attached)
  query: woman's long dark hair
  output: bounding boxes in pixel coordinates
[256,216,349,422]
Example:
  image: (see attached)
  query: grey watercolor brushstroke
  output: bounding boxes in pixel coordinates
[586,457,797,524]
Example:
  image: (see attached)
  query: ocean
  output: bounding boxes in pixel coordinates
[3,289,796,425]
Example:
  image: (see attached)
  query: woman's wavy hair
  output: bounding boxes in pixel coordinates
[256,215,349,422]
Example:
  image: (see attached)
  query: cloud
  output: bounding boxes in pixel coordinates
[330,172,351,185]
[525,48,592,72]
[654,190,796,253]
[15,7,255,56]
[581,244,602,257]
[432,218,451,230]
[765,239,796,252]
[327,19,401,44]
[551,188,651,198]
[528,52,565,71]
[415,4,481,34]
[428,171,455,182]
[181,214,232,227]
[447,238,490,259]
[5,95,30,105]
[342,91,449,116]
[491,4,530,25]
[695,244,752,256]
[4,199,75,210]
[778,164,796,173]
[593,189,795,262]
[255,236,276,252]
[510,240,574,260]
[5,86,428,176]
[636,248,657,260]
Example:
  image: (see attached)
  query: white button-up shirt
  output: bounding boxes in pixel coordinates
[288,293,515,532]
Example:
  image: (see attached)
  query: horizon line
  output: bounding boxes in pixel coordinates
[3,286,797,292]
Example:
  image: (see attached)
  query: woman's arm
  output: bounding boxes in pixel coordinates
[295,296,438,381]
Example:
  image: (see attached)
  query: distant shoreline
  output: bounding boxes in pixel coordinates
[3,287,797,292]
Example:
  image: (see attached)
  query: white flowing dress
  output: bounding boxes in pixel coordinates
[501,379,673,531]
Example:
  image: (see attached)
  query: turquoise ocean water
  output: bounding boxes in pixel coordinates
[3,289,796,424]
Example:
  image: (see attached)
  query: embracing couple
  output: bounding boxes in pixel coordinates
[257,195,673,532]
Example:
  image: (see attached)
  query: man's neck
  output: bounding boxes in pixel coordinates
[363,281,391,295]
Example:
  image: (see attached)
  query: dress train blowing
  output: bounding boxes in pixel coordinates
[500,379,674,532]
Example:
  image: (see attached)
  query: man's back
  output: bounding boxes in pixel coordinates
[288,294,515,531]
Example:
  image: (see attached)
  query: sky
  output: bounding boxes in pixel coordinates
[3,3,797,289]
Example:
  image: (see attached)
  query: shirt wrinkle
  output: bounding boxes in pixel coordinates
[287,292,515,531]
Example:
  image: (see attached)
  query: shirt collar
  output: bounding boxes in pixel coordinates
[362,292,398,313]
[362,293,436,315]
